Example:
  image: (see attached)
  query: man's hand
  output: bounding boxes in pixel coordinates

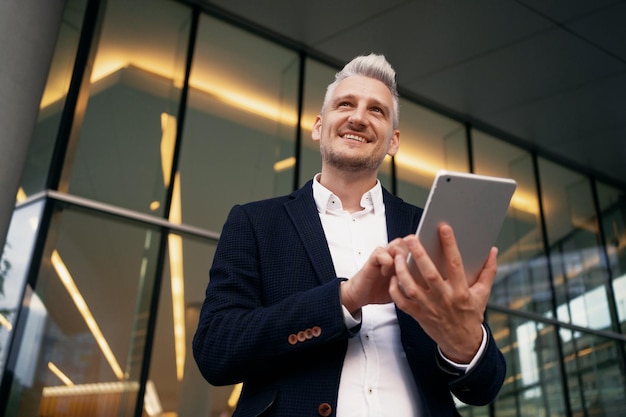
[389,224,498,363]
[340,240,406,316]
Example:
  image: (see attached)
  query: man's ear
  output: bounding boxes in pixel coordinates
[387,129,400,156]
[312,115,322,142]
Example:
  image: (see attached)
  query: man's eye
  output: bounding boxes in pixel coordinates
[371,107,383,113]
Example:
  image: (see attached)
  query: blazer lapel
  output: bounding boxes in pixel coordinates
[284,181,337,284]
[283,183,422,283]
[383,188,422,241]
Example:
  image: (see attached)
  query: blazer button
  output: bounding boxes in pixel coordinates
[312,326,322,337]
[288,334,298,345]
[318,402,332,416]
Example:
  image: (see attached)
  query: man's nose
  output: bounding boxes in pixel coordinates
[348,105,368,126]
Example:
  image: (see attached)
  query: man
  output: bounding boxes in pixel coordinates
[193,53,506,417]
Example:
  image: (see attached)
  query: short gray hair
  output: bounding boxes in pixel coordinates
[321,53,400,128]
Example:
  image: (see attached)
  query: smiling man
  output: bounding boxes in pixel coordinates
[193,54,506,417]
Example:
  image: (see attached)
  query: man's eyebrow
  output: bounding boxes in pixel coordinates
[331,94,391,112]
[331,94,356,105]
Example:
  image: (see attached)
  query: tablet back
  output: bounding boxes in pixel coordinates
[408,170,517,286]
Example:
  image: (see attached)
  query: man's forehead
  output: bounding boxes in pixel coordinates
[332,75,393,103]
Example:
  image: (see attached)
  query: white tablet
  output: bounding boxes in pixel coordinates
[407,170,517,286]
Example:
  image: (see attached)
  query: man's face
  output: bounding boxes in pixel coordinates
[312,75,400,174]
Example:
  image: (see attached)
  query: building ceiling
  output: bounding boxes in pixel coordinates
[198,0,626,189]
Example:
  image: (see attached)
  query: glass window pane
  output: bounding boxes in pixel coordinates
[148,233,225,416]
[299,58,334,188]
[0,200,45,375]
[560,329,626,416]
[179,14,300,231]
[488,312,567,417]
[472,131,549,315]
[65,0,191,216]
[396,100,467,207]
[3,205,161,417]
[19,0,88,199]
[596,182,626,330]
[539,159,615,332]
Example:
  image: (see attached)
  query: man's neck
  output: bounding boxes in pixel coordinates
[318,168,378,213]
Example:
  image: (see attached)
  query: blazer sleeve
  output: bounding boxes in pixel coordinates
[440,323,506,405]
[192,203,352,386]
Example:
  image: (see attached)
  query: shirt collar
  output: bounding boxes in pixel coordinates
[312,173,384,215]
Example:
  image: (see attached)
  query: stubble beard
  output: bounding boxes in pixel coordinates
[320,143,384,173]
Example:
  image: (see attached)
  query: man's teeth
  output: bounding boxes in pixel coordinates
[344,134,366,143]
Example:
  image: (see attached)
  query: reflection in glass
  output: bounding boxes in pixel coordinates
[65,0,191,216]
[596,182,626,329]
[299,59,334,187]
[180,14,300,231]
[0,201,45,375]
[538,158,626,415]
[472,131,548,315]
[20,0,88,198]
[3,205,161,417]
[395,99,467,207]
[487,312,567,417]
[538,160,612,331]
[149,234,222,415]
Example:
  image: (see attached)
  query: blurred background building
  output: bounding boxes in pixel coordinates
[0,0,625,416]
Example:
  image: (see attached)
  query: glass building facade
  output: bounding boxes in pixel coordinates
[1,0,625,416]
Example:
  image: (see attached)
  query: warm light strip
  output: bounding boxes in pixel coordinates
[42,381,139,396]
[16,187,27,203]
[143,380,163,416]
[160,113,177,187]
[509,192,538,216]
[228,383,243,408]
[168,172,186,381]
[189,77,298,127]
[394,152,442,178]
[273,156,296,172]
[43,60,541,218]
[0,314,12,331]
[51,250,124,380]
[44,60,541,218]
[43,366,162,417]
[48,361,74,386]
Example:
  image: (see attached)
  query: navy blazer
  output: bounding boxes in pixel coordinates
[193,180,506,417]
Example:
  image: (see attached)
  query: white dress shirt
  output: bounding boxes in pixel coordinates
[312,175,486,417]
[313,176,422,417]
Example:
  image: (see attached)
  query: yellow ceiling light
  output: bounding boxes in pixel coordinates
[393,153,442,178]
[273,156,296,172]
[16,187,27,203]
[228,383,243,408]
[168,173,186,381]
[0,314,12,331]
[509,192,539,216]
[160,113,177,187]
[48,361,74,386]
[189,77,298,127]
[159,112,187,381]
[51,250,124,380]
[45,361,163,417]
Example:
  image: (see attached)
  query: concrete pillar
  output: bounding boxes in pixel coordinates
[0,0,66,254]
